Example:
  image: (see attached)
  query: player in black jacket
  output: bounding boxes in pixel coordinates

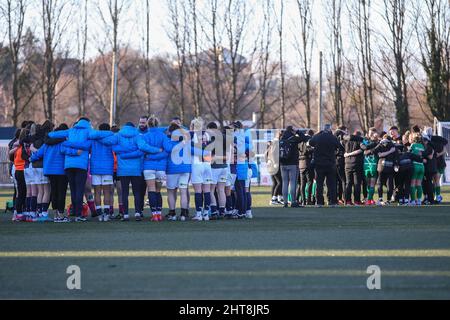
[422,133,438,205]
[334,127,347,204]
[430,134,448,203]
[309,125,344,206]
[342,131,364,205]
[396,133,421,205]
[372,135,398,205]
[297,129,315,205]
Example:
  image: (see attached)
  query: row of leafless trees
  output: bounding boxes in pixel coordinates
[0,0,449,132]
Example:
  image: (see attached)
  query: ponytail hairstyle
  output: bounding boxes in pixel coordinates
[41,120,54,134]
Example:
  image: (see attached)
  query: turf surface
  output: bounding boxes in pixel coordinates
[0,187,449,299]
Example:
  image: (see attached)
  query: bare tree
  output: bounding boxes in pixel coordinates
[167,0,188,122]
[377,0,411,132]
[325,0,344,126]
[189,0,202,117]
[220,0,259,122]
[143,0,152,116]
[77,0,89,117]
[258,0,275,128]
[41,0,74,122]
[416,0,450,121]
[348,0,376,131]
[201,0,224,124]
[276,0,286,128]
[294,0,315,128]
[96,0,131,124]
[1,0,28,126]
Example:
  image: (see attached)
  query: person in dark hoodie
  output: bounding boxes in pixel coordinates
[297,129,315,206]
[431,132,448,203]
[421,130,437,205]
[389,126,403,202]
[395,131,421,205]
[372,135,397,205]
[279,126,307,208]
[342,130,365,205]
[334,126,347,204]
[308,124,343,207]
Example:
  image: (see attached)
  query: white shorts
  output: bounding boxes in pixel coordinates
[245,168,253,188]
[166,173,190,190]
[191,163,213,185]
[143,170,166,182]
[211,167,228,184]
[33,168,49,184]
[24,167,36,185]
[91,174,114,186]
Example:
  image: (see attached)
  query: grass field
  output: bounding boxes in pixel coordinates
[0,186,450,300]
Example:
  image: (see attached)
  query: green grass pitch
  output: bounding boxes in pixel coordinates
[0,187,449,300]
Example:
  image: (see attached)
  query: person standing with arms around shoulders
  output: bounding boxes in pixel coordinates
[308,124,343,207]
[48,117,93,222]
[137,116,169,221]
[279,126,308,208]
[342,131,365,206]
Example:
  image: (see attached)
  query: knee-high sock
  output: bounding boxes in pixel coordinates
[148,191,157,213]
[156,192,163,212]
[194,193,203,213]
[435,186,441,197]
[226,195,233,212]
[368,187,375,201]
[31,196,37,213]
[246,192,252,211]
[26,197,31,213]
[417,186,423,200]
[410,186,416,201]
[203,192,211,212]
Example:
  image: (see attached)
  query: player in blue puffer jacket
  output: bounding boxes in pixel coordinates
[88,123,115,221]
[99,122,161,222]
[30,123,72,222]
[55,122,115,221]
[231,122,254,219]
[163,123,192,221]
[137,116,169,221]
[47,118,94,221]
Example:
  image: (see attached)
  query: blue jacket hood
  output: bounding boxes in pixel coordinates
[120,125,139,138]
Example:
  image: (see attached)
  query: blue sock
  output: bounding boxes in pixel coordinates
[195,193,203,212]
[37,203,42,214]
